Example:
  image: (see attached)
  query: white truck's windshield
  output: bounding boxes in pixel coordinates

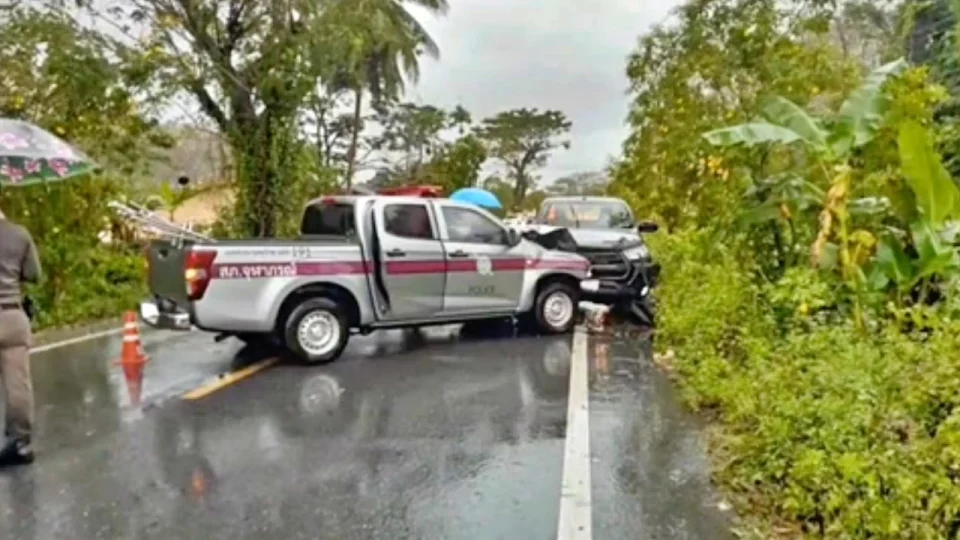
[539,200,633,229]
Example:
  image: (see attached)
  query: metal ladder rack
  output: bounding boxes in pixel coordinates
[108,200,215,246]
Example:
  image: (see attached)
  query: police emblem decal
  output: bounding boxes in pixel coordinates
[476,255,493,276]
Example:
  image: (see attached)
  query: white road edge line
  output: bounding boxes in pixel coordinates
[557,326,592,540]
[30,327,124,353]
[30,325,197,354]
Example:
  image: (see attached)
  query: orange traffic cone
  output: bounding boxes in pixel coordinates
[116,311,148,407]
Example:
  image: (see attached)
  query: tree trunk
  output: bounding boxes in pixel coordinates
[233,119,279,238]
[512,169,528,210]
[343,86,364,189]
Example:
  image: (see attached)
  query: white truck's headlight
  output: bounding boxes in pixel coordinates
[622,244,649,260]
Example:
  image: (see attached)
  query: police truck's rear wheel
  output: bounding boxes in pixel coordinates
[283,297,350,364]
[532,281,578,334]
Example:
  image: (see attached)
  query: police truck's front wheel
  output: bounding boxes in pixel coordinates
[531,281,579,334]
[283,297,350,364]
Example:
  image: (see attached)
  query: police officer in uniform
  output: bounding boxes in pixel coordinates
[0,196,41,467]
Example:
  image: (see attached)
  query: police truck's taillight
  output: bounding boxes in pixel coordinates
[184,250,217,300]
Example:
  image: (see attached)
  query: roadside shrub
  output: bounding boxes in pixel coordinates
[2,177,146,330]
[649,230,775,410]
[651,230,960,538]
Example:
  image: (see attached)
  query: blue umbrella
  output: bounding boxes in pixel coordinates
[450,187,502,210]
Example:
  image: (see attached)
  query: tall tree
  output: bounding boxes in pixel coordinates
[96,0,338,236]
[449,105,472,134]
[0,6,173,319]
[373,102,448,180]
[328,0,448,188]
[424,133,487,192]
[548,171,608,196]
[303,90,356,172]
[830,0,902,67]
[368,101,486,190]
[610,0,860,229]
[475,108,572,208]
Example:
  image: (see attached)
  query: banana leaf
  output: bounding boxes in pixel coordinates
[869,220,960,292]
[759,96,828,150]
[836,58,908,148]
[702,123,806,148]
[898,120,960,224]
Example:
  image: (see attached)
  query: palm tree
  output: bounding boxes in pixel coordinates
[330,0,448,188]
[449,105,471,134]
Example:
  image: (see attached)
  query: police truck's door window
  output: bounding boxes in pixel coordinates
[300,202,356,236]
[442,207,507,244]
[384,204,435,240]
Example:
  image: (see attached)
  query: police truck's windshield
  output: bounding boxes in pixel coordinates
[540,200,634,229]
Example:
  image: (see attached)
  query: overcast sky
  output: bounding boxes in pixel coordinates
[404,0,678,185]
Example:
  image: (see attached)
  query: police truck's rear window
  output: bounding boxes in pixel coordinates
[300,202,356,236]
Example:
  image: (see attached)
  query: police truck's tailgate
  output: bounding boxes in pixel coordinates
[146,239,195,306]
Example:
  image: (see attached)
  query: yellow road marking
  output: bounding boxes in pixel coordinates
[182,358,279,400]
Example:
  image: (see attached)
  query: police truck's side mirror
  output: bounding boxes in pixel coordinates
[507,228,522,246]
[636,221,659,233]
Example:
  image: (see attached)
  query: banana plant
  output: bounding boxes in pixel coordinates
[702,59,908,159]
[868,221,959,295]
[704,60,907,245]
[739,172,823,227]
[704,60,907,268]
[703,59,907,328]
[738,172,889,227]
[866,121,960,298]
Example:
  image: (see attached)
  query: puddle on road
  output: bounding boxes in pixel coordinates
[18,331,240,455]
[588,332,733,539]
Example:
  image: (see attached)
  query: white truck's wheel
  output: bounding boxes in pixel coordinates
[532,281,579,334]
[283,297,350,364]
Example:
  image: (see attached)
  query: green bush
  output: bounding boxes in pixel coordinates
[650,231,960,538]
[2,177,147,330]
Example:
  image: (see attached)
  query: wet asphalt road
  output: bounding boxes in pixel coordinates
[0,325,731,539]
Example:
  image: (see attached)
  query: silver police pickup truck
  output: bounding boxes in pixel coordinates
[139,195,590,364]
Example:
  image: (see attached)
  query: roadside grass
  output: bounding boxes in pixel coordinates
[27,252,145,331]
[649,230,960,539]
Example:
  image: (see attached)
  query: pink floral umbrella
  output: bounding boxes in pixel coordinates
[0,119,98,186]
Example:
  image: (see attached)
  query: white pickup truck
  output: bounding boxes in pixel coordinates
[523,195,661,325]
[140,195,591,363]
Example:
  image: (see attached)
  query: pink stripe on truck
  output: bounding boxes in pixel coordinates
[210,257,588,279]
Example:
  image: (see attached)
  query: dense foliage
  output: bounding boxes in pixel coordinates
[615,0,960,536]
[0,8,168,329]
[652,231,960,538]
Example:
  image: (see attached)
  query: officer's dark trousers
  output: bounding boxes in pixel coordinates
[0,309,33,440]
